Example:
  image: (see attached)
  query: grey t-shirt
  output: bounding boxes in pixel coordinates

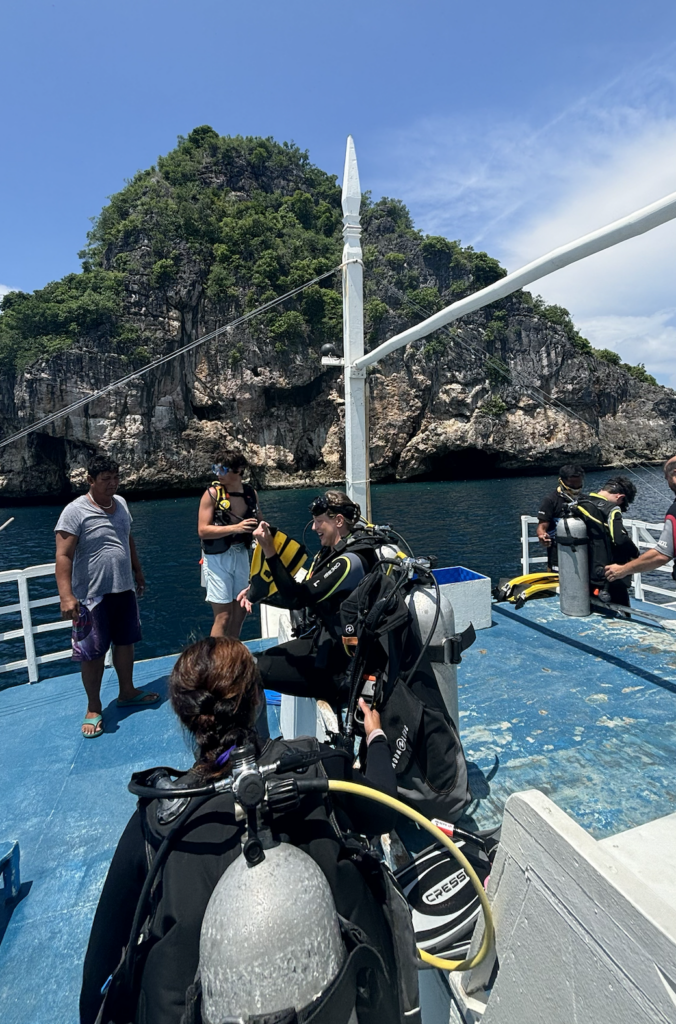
[55,495,135,607]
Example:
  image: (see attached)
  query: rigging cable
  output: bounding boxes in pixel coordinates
[399,290,669,503]
[0,261,356,451]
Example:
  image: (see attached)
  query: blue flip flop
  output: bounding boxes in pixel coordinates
[82,714,104,739]
[116,692,160,708]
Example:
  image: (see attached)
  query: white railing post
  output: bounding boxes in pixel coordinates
[17,573,39,683]
[631,524,644,601]
[521,516,531,575]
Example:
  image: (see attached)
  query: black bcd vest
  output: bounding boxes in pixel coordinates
[95,738,419,1024]
[201,482,258,555]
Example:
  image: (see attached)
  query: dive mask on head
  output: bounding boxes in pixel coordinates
[212,464,230,477]
[559,479,582,498]
[309,495,360,520]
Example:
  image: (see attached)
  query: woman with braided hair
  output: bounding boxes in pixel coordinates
[80,637,399,1024]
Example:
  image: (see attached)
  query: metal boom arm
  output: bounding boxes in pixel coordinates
[336,136,676,514]
[354,189,676,370]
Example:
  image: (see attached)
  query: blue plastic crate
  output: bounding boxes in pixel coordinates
[433,565,488,585]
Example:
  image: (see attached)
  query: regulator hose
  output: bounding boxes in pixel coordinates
[326,779,495,972]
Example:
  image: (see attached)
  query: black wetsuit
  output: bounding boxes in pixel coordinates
[257,535,378,704]
[576,492,639,606]
[80,736,398,1024]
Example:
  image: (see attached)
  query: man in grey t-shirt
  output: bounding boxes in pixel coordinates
[55,454,158,738]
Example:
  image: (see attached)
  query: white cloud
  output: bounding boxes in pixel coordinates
[0,284,17,297]
[371,53,676,387]
[503,122,676,319]
[576,310,676,388]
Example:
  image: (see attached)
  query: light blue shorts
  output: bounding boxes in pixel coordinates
[203,545,250,604]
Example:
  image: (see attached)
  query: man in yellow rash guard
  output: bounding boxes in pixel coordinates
[240,490,378,706]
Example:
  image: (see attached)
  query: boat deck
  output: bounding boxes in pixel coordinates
[460,598,676,836]
[1,600,676,1024]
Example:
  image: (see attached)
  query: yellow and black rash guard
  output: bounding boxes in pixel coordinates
[266,548,367,614]
[576,492,639,584]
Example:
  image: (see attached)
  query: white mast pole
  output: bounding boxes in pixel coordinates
[341,136,371,521]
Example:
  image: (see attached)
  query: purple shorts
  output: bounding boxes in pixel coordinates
[71,590,142,662]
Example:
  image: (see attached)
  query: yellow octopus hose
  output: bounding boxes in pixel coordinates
[327,780,495,972]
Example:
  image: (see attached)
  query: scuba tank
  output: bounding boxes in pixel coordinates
[339,558,474,823]
[405,583,460,728]
[119,743,402,1024]
[200,843,355,1024]
[557,512,591,617]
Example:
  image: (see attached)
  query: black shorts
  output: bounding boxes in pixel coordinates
[71,590,142,662]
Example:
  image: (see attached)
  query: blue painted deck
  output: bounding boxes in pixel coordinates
[460,598,676,836]
[1,602,676,1023]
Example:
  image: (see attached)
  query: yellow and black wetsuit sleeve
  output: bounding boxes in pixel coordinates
[266,551,364,610]
[608,508,639,559]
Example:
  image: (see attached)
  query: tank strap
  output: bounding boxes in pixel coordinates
[556,533,589,547]
[427,622,476,665]
[181,922,387,1024]
[297,923,387,1024]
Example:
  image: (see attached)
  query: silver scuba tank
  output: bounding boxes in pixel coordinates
[405,584,459,727]
[199,842,354,1024]
[377,542,403,565]
[557,515,591,617]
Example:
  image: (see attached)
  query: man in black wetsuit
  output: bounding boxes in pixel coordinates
[576,475,639,606]
[536,464,585,570]
[242,491,379,706]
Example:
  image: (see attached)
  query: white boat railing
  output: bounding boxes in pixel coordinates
[0,563,72,683]
[520,515,676,606]
[3,519,673,685]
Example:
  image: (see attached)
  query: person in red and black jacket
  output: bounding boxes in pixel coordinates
[605,456,676,585]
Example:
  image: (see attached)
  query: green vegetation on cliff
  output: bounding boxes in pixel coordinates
[0,125,658,389]
[0,270,126,371]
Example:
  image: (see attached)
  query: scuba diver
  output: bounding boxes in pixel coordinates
[80,637,416,1024]
[575,476,639,606]
[536,464,585,570]
[242,491,474,825]
[241,491,384,706]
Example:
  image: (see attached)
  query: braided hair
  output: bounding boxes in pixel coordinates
[169,637,261,775]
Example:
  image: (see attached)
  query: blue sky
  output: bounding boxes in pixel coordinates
[2,0,676,383]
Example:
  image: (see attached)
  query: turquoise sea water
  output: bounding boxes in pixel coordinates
[0,466,672,685]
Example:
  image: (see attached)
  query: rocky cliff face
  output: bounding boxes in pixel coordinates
[1,129,674,499]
